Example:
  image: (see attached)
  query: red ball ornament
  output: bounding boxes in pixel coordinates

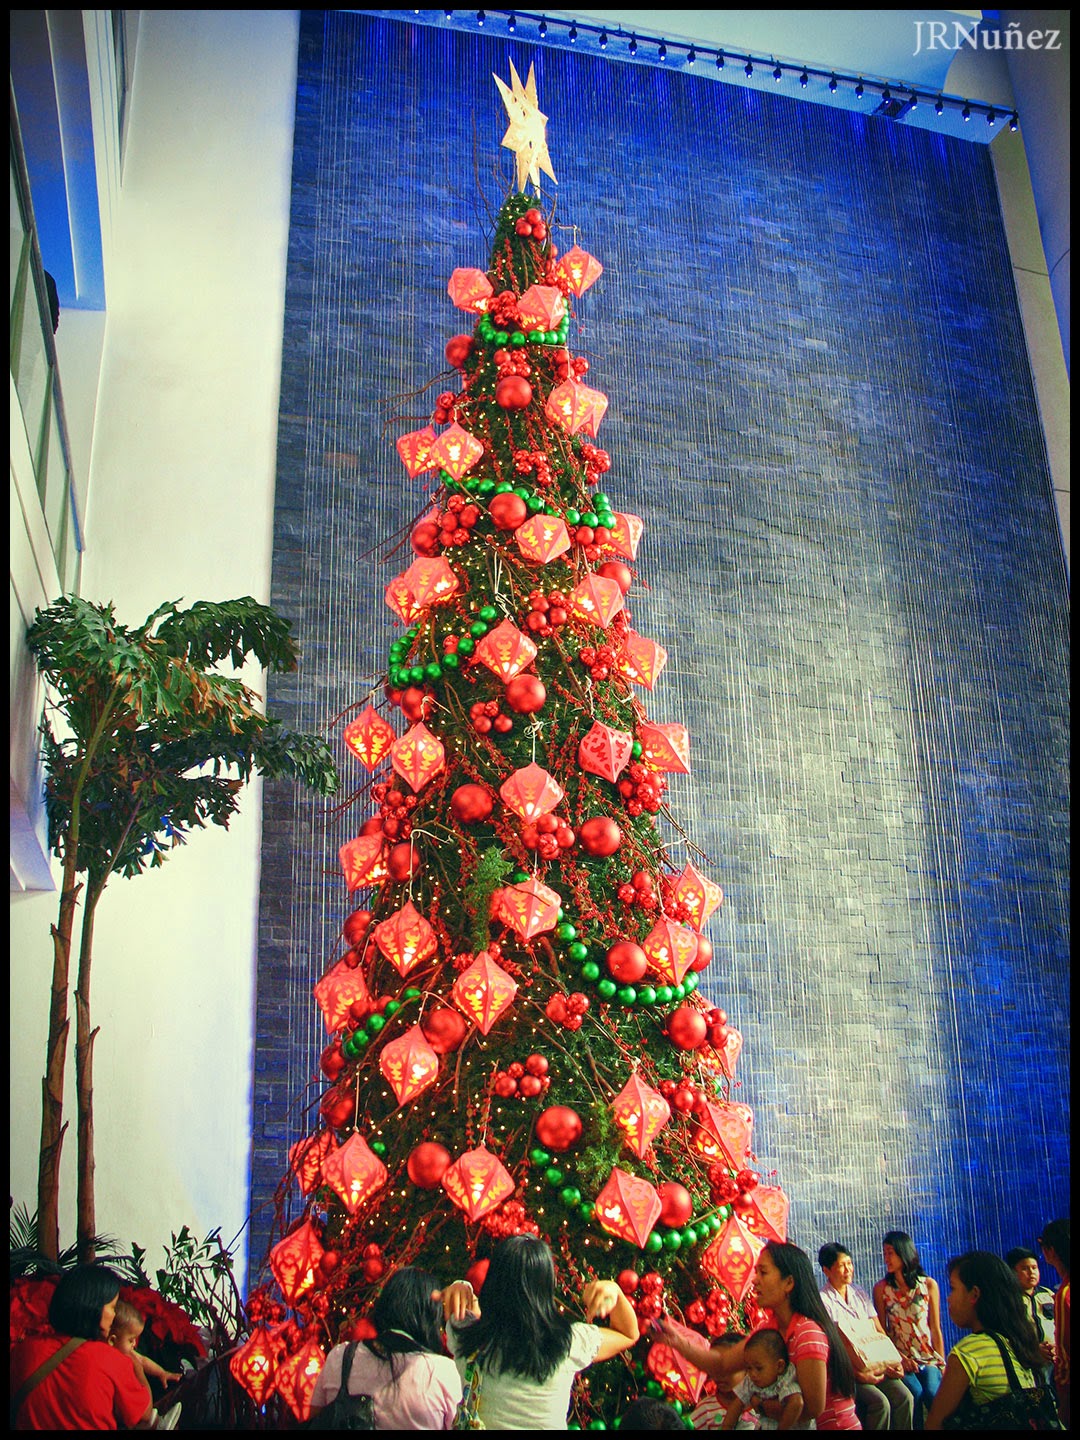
[598,560,634,594]
[421,1005,470,1054]
[518,1074,543,1097]
[658,1181,694,1228]
[668,1004,708,1050]
[411,521,440,556]
[488,492,529,530]
[407,1141,452,1189]
[525,1054,549,1077]
[400,686,433,722]
[617,1269,641,1296]
[535,1105,583,1152]
[319,1250,341,1275]
[606,940,648,984]
[505,673,547,714]
[495,375,533,410]
[577,816,623,857]
[320,1042,346,1081]
[466,1258,490,1293]
[451,783,495,824]
[445,334,474,369]
[342,909,372,947]
[319,1090,354,1128]
[690,934,713,972]
[386,842,421,881]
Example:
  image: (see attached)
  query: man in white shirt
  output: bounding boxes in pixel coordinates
[818,1243,914,1430]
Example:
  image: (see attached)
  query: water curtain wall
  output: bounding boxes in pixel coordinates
[251,11,1069,1289]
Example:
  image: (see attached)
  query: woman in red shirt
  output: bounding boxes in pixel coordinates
[10,1265,154,1430]
[753,1241,862,1429]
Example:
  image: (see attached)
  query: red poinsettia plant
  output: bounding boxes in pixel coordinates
[9,1273,206,1364]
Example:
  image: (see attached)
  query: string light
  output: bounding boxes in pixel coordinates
[658,41,667,61]
[962,102,971,121]
[1009,112,1019,131]
[598,29,607,48]
[506,11,515,30]
[799,69,808,88]
[628,35,637,56]
[716,50,725,69]
[828,74,837,93]
[476,9,484,26]
[568,21,576,42]
[538,16,546,37]
[854,80,864,99]
[744,58,753,77]
[687,46,696,66]
[772,64,782,82]
[935,96,944,115]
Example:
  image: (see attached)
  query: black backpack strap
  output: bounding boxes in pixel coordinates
[338,1342,360,1393]
[985,1331,1025,1392]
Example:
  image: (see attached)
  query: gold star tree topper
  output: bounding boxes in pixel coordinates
[494,61,557,193]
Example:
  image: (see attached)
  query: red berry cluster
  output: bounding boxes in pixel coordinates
[480,1197,541,1240]
[703,1006,730,1050]
[657,1076,713,1116]
[521,812,576,859]
[702,1287,735,1337]
[246,1285,288,1324]
[493,347,531,380]
[579,442,612,487]
[524,589,569,636]
[492,1052,552,1099]
[432,389,457,425]
[469,698,513,735]
[552,348,590,383]
[370,783,419,842]
[577,641,617,682]
[489,289,521,328]
[544,990,590,1030]
[633,1270,667,1322]
[616,761,667,817]
[513,206,548,241]
[359,1241,386,1285]
[513,448,553,487]
[411,494,480,553]
[617,870,661,910]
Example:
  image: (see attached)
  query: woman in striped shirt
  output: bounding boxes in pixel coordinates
[925,1250,1048,1429]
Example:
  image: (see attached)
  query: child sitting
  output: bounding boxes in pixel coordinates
[724,1329,813,1431]
[689,1333,757,1429]
[109,1299,183,1430]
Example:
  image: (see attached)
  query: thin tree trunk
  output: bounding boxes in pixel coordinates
[75,883,103,1264]
[37,856,82,1264]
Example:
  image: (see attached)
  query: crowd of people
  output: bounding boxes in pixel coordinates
[9,1221,1068,1430]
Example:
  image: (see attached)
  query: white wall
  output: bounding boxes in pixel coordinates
[9,10,301,1291]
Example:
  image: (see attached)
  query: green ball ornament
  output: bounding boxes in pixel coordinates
[631,741,643,759]
[457,636,475,655]
[617,985,638,1006]
[479,605,498,621]
[568,941,589,962]
[637,985,657,1006]
[673,983,687,1001]
[581,511,599,528]
[707,1214,723,1232]
[477,478,495,495]
[645,1232,664,1255]
[402,988,422,1001]
[597,979,617,1000]
[555,922,577,942]
[655,986,674,1007]
[469,621,489,638]
[566,507,581,526]
[494,330,509,346]
[663,1230,683,1253]
[560,1186,582,1207]
[684,973,698,993]
[544,503,559,516]
[408,665,426,684]
[529,1147,551,1165]
[371,1141,387,1157]
[526,494,545,513]
[528,330,543,343]
[342,1031,365,1057]
[718,1205,731,1220]
[681,1227,698,1248]
[494,480,513,494]
[513,486,531,500]
[556,907,565,920]
[580,1202,594,1222]
[424,662,442,681]
[367,1013,386,1033]
[544,1166,564,1186]
[645,1381,664,1399]
[671,1401,684,1416]
[513,870,529,883]
[510,331,526,346]
[581,961,601,982]
[384,1000,402,1016]
[443,652,459,670]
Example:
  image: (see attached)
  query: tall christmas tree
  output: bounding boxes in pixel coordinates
[241,66,789,1427]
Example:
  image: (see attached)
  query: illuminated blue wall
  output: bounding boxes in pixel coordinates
[252,11,1069,1318]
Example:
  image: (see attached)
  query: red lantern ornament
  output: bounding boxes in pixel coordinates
[384,573,425,625]
[611,1072,671,1158]
[342,706,396,771]
[495,374,533,410]
[606,940,648,984]
[488,492,529,530]
[673,862,724,931]
[514,513,572,565]
[658,1181,694,1228]
[490,876,561,940]
[747,1185,790,1243]
[269,1221,324,1306]
[321,1132,389,1215]
[545,379,609,436]
[339,834,388,891]
[429,423,485,481]
[554,244,603,295]
[390,722,445,791]
[667,1002,708,1050]
[577,816,622,856]
[451,783,495,824]
[517,283,567,330]
[646,1321,708,1407]
[693,1100,754,1169]
[314,958,371,1032]
[535,1104,583,1152]
[395,425,439,477]
[403,556,460,608]
[643,919,700,986]
[595,1168,663,1249]
[441,1146,516,1222]
[230,1324,283,1407]
[273,1337,326,1424]
[638,722,691,774]
[289,1130,337,1196]
[379,1023,440,1106]
[447,267,494,313]
[568,574,625,628]
[500,762,564,822]
[420,1004,470,1054]
[578,721,634,782]
[451,951,519,1034]
[505,673,546,714]
[606,512,645,560]
[619,632,668,690]
[701,1211,764,1303]
[474,618,538,681]
[374,900,438,977]
[407,1141,452,1189]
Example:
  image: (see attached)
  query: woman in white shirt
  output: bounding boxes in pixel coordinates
[440,1234,639,1429]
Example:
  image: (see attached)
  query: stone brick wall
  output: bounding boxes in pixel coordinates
[251,12,1070,1321]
